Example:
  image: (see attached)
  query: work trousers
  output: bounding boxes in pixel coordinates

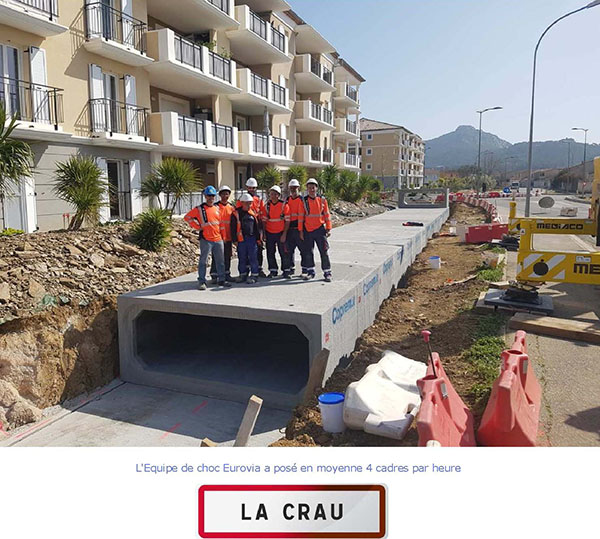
[304,226,331,277]
[266,231,286,275]
[238,237,259,278]
[198,238,225,284]
[284,226,305,276]
[211,241,232,279]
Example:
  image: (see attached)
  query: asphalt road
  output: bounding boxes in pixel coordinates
[492,194,600,446]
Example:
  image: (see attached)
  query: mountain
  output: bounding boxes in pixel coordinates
[425,125,600,172]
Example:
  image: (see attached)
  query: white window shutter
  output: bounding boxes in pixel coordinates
[89,64,105,132]
[85,0,102,37]
[129,160,143,217]
[124,74,139,136]
[121,0,135,48]
[3,182,24,231]
[279,123,287,140]
[30,47,50,124]
[97,158,111,223]
[23,176,38,233]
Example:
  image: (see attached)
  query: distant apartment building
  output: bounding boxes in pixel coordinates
[0,0,364,232]
[360,118,425,189]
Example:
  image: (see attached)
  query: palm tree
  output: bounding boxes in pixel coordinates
[53,156,109,230]
[0,104,34,230]
[317,164,341,201]
[141,157,202,214]
[286,164,308,188]
[256,166,282,190]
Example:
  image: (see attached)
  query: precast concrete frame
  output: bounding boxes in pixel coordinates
[118,208,449,410]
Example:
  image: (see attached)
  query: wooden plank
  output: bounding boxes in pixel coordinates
[234,395,263,448]
[201,438,218,447]
[510,313,600,344]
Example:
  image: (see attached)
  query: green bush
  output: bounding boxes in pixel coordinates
[286,165,308,188]
[0,228,24,237]
[131,209,172,252]
[256,166,282,190]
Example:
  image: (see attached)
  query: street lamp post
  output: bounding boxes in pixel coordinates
[572,127,589,195]
[477,107,502,193]
[561,139,572,170]
[525,0,600,217]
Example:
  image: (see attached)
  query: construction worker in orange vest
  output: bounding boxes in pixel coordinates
[184,186,232,291]
[237,177,268,278]
[303,178,332,282]
[281,179,306,279]
[263,185,286,278]
[210,185,235,284]
[231,193,262,284]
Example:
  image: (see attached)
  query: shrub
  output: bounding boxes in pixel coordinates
[286,165,308,188]
[131,209,172,252]
[0,228,24,237]
[317,165,341,201]
[53,156,108,230]
[256,166,282,190]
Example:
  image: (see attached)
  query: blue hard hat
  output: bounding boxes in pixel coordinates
[204,186,218,196]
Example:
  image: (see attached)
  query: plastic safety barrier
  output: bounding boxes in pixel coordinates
[477,340,542,447]
[416,353,476,447]
[465,223,508,243]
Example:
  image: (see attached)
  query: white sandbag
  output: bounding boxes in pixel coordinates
[343,351,427,440]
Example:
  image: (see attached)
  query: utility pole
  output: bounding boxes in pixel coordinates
[572,127,589,195]
[476,107,502,193]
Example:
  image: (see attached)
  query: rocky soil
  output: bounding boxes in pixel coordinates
[0,202,388,431]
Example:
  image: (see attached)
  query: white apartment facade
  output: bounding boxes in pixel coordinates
[0,0,364,232]
[360,118,425,189]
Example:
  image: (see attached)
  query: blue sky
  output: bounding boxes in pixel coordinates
[292,0,600,144]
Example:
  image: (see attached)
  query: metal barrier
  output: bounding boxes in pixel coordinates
[85,2,147,54]
[89,98,148,139]
[14,0,58,20]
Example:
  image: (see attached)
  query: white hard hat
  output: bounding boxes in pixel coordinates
[270,185,282,195]
[240,193,254,203]
[219,185,232,193]
[288,179,300,188]
[307,178,319,186]
[246,178,258,188]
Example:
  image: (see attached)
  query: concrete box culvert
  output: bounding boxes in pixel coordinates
[118,208,449,410]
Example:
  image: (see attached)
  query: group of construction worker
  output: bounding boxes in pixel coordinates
[184,177,332,290]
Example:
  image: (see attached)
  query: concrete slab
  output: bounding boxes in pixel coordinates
[118,208,449,410]
[2,382,288,448]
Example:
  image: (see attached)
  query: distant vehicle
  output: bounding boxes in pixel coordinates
[488,191,501,198]
[511,181,520,191]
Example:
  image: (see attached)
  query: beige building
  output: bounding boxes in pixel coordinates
[0,0,364,232]
[360,118,425,189]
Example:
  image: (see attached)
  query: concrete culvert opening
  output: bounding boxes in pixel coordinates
[135,311,310,395]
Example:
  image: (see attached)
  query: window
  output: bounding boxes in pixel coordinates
[366,163,372,171]
[366,134,373,141]
[366,148,373,156]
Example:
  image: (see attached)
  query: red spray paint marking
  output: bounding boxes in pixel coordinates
[160,422,182,440]
[192,401,208,414]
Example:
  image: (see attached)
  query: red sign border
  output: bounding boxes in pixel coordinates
[198,484,386,538]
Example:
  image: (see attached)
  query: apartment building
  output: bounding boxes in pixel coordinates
[360,118,425,189]
[0,0,364,232]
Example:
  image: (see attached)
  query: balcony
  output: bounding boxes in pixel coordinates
[84,3,153,67]
[334,81,360,112]
[229,69,290,115]
[334,117,359,140]
[146,29,240,98]
[1,76,68,141]
[295,145,333,168]
[89,98,154,149]
[145,0,238,34]
[238,131,291,163]
[335,152,360,170]
[0,0,67,36]
[149,112,242,159]
[295,100,334,133]
[294,54,335,93]
[226,5,290,65]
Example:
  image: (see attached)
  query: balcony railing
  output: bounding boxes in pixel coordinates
[0,76,63,129]
[322,148,332,163]
[346,119,358,134]
[346,153,358,167]
[346,85,358,102]
[271,82,286,106]
[309,102,332,125]
[322,108,333,125]
[209,50,231,82]
[310,58,320,77]
[89,98,148,139]
[178,115,205,145]
[14,0,58,20]
[249,9,268,40]
[212,123,234,148]
[174,34,203,70]
[208,0,229,13]
[271,26,285,53]
[85,3,147,54]
[272,136,286,157]
[253,132,269,154]
[323,67,333,85]
[251,72,268,98]
[311,146,321,162]
[309,58,333,85]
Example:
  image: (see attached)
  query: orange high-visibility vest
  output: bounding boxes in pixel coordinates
[217,201,235,242]
[184,203,222,242]
[263,200,285,234]
[303,195,331,233]
[284,195,305,231]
